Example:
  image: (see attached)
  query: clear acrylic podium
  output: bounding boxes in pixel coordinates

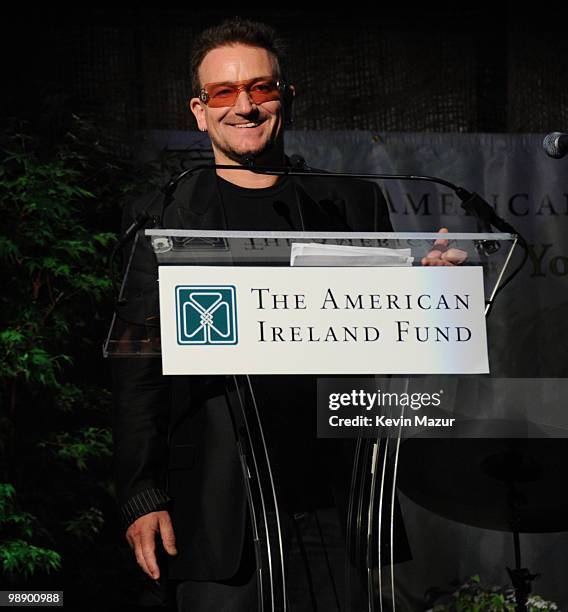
[105,230,519,612]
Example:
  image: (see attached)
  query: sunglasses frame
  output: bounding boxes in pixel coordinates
[198,76,287,108]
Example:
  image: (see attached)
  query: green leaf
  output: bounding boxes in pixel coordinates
[63,507,105,542]
[38,427,113,471]
[0,540,61,578]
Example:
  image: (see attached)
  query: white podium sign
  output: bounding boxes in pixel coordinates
[158,266,489,375]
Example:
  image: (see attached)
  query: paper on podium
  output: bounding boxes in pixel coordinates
[290,242,414,267]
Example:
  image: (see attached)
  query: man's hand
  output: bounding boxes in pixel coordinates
[126,510,177,580]
[421,227,468,266]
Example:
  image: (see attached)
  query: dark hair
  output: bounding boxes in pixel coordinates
[190,17,287,96]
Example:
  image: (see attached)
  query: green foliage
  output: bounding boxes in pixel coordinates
[63,507,105,542]
[0,119,117,396]
[431,575,559,612]
[0,114,149,587]
[0,484,61,578]
[0,484,16,518]
[37,427,112,471]
[0,540,61,579]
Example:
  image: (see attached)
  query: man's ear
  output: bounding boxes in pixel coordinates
[189,97,207,131]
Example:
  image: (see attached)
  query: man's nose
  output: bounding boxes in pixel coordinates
[233,89,255,114]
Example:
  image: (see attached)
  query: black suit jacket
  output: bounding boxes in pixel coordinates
[111,164,397,581]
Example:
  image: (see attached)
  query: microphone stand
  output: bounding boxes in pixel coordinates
[156,162,526,246]
[113,161,527,316]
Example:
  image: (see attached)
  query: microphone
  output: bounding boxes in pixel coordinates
[543,132,568,159]
[288,154,311,171]
[242,153,256,167]
[127,161,523,247]
[115,210,152,250]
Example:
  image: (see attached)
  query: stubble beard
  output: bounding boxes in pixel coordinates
[217,135,277,166]
[215,114,284,166]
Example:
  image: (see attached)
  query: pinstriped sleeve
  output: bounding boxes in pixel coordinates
[119,487,171,531]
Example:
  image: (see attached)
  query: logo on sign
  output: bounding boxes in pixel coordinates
[176,286,238,345]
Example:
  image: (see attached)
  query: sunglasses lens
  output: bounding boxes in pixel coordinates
[248,80,280,104]
[204,79,281,108]
[206,85,239,108]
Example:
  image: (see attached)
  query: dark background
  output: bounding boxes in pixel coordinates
[1,3,567,610]
[3,4,568,155]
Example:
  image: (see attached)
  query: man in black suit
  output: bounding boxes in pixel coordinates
[112,17,459,611]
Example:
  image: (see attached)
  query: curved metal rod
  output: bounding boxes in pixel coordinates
[346,437,373,611]
[377,435,390,612]
[358,441,373,608]
[165,163,463,193]
[390,432,403,612]
[345,436,363,612]
[246,375,287,612]
[366,437,382,611]
[389,377,409,612]
[230,376,287,611]
[376,381,397,612]
[485,236,519,317]
[232,378,270,611]
[234,427,265,611]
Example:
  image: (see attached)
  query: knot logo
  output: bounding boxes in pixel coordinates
[176,286,238,345]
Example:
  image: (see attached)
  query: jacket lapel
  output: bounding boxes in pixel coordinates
[168,169,227,230]
[294,176,350,231]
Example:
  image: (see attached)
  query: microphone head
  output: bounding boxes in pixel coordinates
[543,132,566,159]
[242,154,255,167]
[289,154,308,170]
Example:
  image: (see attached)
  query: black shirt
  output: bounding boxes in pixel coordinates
[217,174,303,231]
[217,174,333,512]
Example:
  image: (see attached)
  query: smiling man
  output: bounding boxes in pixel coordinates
[112,17,455,612]
[190,43,290,182]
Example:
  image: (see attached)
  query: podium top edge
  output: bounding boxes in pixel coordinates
[144,230,516,240]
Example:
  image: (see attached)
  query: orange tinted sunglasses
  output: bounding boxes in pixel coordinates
[199,76,284,108]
